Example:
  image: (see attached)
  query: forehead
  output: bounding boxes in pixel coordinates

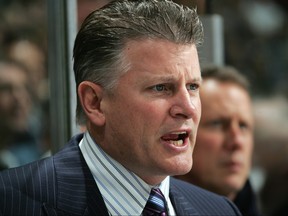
[124,38,196,58]
[200,79,252,116]
[123,39,200,77]
[201,79,248,96]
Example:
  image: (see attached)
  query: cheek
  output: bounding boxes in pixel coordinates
[195,132,223,157]
[244,138,254,158]
[113,100,161,135]
[195,132,220,153]
[194,98,202,124]
[0,96,12,109]
[135,101,166,121]
[193,133,221,171]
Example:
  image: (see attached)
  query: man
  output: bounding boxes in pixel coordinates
[0,1,241,215]
[176,65,260,215]
[0,59,41,169]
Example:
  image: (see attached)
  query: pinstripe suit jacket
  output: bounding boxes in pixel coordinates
[0,134,241,216]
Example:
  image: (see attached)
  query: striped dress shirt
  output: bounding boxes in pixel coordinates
[79,132,176,215]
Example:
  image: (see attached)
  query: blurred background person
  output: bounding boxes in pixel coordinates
[3,36,48,104]
[176,65,261,216]
[0,59,42,169]
[0,0,51,162]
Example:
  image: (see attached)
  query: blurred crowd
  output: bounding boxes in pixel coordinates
[0,0,49,169]
[0,0,288,215]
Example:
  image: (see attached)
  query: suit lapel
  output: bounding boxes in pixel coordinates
[46,134,109,216]
[169,181,199,216]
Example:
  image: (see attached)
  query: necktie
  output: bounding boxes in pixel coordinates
[142,188,168,216]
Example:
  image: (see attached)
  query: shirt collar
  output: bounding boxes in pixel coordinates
[79,131,173,215]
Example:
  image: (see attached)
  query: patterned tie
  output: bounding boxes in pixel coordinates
[142,188,168,216]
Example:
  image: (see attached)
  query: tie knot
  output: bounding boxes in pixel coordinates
[143,188,168,216]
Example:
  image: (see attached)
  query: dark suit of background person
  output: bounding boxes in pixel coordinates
[176,65,261,216]
[0,1,241,215]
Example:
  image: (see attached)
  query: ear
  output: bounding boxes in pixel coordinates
[78,81,105,126]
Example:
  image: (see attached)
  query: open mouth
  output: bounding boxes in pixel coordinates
[161,132,189,146]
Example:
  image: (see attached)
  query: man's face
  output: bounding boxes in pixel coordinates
[100,39,202,185]
[0,66,31,132]
[191,79,254,199]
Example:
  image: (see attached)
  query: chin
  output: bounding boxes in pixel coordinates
[173,163,193,176]
[224,178,246,192]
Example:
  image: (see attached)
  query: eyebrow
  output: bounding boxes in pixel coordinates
[144,74,202,83]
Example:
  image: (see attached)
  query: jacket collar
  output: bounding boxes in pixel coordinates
[169,178,199,216]
[43,134,109,216]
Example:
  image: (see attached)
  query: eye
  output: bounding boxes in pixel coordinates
[239,121,250,131]
[209,120,223,128]
[187,83,199,91]
[203,119,225,130]
[0,84,13,94]
[152,84,168,92]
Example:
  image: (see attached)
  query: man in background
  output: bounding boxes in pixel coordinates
[176,65,260,215]
[0,59,41,169]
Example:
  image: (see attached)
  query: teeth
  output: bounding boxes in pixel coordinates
[170,139,184,146]
[171,132,186,135]
[161,131,188,146]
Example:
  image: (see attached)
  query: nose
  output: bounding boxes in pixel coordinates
[224,122,244,150]
[169,87,199,119]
